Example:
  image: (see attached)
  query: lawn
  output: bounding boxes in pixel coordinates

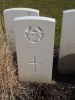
[0,0,75,47]
[0,0,75,100]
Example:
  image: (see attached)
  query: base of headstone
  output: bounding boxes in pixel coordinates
[12,48,75,83]
[9,48,75,99]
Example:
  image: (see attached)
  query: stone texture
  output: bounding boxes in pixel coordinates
[58,9,75,74]
[14,16,55,83]
[3,8,39,52]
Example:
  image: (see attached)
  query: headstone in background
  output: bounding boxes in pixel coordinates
[58,9,75,74]
[3,8,39,52]
[14,16,55,83]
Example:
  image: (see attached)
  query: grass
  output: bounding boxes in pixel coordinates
[0,18,30,100]
[0,0,75,47]
[0,14,33,99]
[0,0,75,100]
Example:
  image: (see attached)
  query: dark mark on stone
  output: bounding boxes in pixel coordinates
[58,54,75,74]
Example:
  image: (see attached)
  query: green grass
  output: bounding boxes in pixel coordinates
[0,0,75,47]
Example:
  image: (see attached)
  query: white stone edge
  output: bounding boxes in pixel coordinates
[63,9,75,14]
[3,8,39,15]
[14,16,55,22]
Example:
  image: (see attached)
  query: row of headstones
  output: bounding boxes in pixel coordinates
[3,8,75,83]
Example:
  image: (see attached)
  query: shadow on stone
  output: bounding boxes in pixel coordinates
[52,48,75,83]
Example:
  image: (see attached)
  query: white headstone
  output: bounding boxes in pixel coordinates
[58,9,75,74]
[14,16,55,83]
[3,8,39,52]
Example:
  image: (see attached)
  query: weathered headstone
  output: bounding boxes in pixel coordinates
[58,9,75,74]
[14,16,55,83]
[3,8,39,52]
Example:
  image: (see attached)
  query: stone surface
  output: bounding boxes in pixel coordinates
[14,16,55,83]
[3,8,39,52]
[58,9,75,74]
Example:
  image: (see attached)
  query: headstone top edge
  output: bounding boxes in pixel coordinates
[14,16,55,22]
[3,8,39,13]
[63,9,75,14]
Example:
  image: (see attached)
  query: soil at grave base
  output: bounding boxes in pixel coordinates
[12,48,75,100]
[15,82,75,100]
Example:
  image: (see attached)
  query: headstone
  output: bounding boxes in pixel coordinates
[3,8,39,52]
[14,16,55,83]
[58,9,75,74]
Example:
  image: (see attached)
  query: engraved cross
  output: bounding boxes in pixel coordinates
[29,56,40,72]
